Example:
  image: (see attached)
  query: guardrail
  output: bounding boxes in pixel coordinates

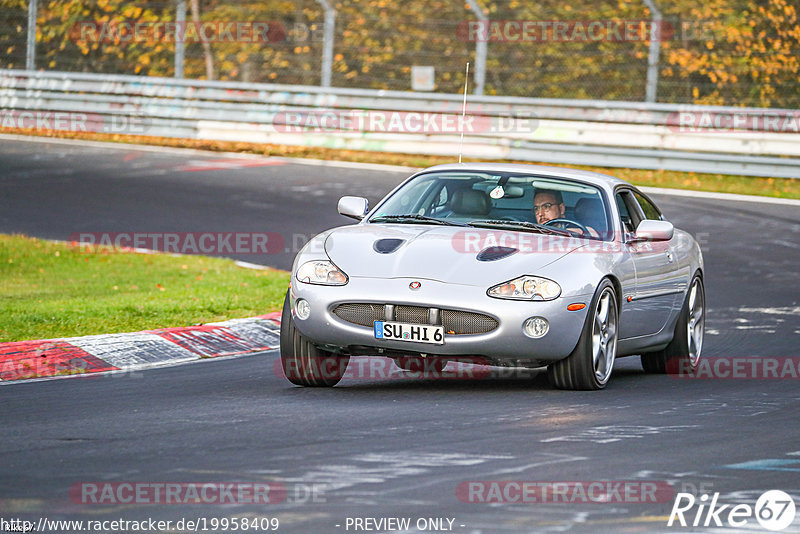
[1,69,799,178]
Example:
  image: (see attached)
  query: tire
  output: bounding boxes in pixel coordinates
[394,356,447,374]
[547,279,618,390]
[641,273,705,375]
[280,291,349,387]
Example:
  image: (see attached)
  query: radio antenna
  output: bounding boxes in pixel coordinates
[458,62,470,163]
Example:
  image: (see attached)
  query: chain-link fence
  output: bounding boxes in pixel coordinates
[2,0,799,108]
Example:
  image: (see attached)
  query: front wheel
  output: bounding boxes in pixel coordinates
[280,291,349,387]
[548,279,618,390]
[641,273,705,375]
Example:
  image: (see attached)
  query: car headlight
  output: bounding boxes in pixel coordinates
[488,276,561,301]
[295,260,348,286]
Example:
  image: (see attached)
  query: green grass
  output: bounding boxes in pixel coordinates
[4,128,800,200]
[0,234,290,343]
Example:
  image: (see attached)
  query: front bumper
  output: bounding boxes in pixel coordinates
[290,276,591,362]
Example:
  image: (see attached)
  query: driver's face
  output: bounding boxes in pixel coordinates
[533,193,565,224]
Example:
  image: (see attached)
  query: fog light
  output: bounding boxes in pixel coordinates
[295,299,311,320]
[524,317,549,338]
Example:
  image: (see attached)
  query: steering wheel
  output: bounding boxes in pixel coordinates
[543,218,590,236]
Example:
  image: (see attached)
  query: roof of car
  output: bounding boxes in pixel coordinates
[417,162,631,190]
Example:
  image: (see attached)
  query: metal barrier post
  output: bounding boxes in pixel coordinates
[26,0,37,70]
[316,0,335,87]
[465,0,487,95]
[643,0,662,103]
[174,0,186,79]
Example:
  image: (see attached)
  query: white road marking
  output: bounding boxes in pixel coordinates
[234,260,272,270]
[739,306,800,316]
[734,325,777,332]
[541,425,698,444]
[773,239,800,249]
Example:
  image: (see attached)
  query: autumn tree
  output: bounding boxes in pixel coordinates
[1,0,797,107]
[657,0,800,108]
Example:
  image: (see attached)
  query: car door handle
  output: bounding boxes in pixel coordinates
[666,251,674,263]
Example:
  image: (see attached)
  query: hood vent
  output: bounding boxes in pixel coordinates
[373,238,405,254]
[476,246,518,262]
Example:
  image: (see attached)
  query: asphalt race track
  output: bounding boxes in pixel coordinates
[1,137,799,533]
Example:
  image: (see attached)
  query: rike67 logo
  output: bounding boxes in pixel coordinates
[668,490,796,531]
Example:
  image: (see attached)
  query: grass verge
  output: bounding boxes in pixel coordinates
[0,234,289,343]
[2,128,799,200]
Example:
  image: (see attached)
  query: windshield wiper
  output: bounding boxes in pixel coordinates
[370,214,468,227]
[467,219,572,237]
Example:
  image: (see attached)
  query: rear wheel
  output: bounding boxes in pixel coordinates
[280,291,349,387]
[548,279,618,390]
[641,273,705,375]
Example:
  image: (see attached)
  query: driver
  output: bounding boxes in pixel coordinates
[533,189,598,237]
[533,189,566,225]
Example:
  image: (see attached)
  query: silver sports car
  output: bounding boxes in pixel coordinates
[280,163,705,390]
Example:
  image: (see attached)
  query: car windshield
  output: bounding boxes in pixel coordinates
[369,171,612,241]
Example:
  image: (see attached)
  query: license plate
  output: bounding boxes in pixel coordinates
[374,321,444,345]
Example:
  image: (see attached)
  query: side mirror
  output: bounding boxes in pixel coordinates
[632,220,674,242]
[338,196,369,220]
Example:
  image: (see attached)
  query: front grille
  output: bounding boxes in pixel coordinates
[331,303,383,327]
[395,305,430,324]
[442,309,498,334]
[332,303,497,335]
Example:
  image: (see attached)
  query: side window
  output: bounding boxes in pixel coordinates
[427,185,449,215]
[393,179,435,214]
[615,193,635,233]
[633,192,662,220]
[616,190,645,234]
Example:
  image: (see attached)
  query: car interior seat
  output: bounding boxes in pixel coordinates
[574,197,608,237]
[448,189,491,217]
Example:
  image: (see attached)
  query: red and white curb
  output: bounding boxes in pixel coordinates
[0,313,281,383]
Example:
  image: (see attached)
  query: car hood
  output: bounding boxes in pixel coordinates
[324,224,585,286]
